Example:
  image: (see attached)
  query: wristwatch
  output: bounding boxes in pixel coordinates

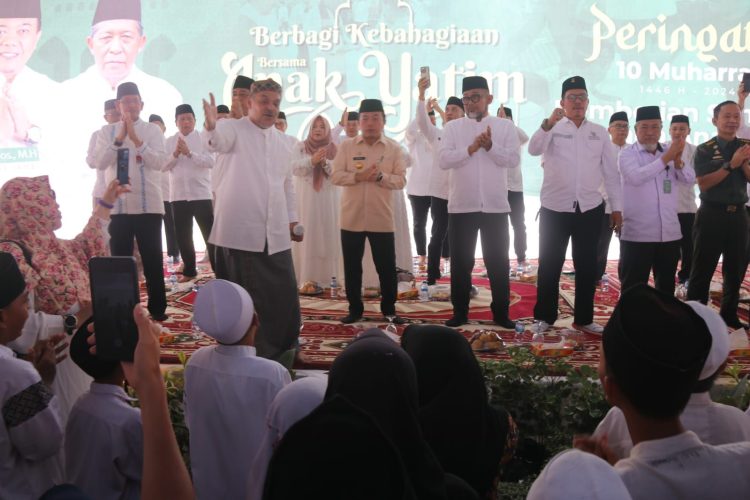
[723,162,732,172]
[63,314,78,336]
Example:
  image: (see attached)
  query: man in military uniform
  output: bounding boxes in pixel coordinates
[687,100,750,329]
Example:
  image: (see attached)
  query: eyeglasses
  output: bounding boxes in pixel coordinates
[564,93,588,103]
[637,124,662,131]
[611,124,628,130]
[461,94,484,104]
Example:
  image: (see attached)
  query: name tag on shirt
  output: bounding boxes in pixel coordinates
[663,179,672,194]
[353,156,366,170]
[552,133,573,139]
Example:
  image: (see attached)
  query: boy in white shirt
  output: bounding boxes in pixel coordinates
[592,300,750,459]
[0,253,65,499]
[184,279,291,500]
[582,284,750,500]
[65,326,143,500]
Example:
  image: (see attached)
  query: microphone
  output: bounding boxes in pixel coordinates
[293,224,305,237]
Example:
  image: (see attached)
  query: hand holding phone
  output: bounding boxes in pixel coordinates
[420,66,431,88]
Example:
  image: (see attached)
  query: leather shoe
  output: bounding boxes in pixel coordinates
[340,313,363,324]
[384,315,406,325]
[494,317,516,329]
[150,312,169,322]
[445,316,468,327]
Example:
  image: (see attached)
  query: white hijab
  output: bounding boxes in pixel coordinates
[527,449,632,500]
[246,376,327,500]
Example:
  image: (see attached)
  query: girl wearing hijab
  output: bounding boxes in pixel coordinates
[325,328,478,500]
[0,175,128,422]
[247,376,327,500]
[263,394,416,500]
[401,324,516,498]
[290,115,342,288]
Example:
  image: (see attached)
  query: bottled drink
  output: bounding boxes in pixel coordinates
[514,322,525,340]
[419,281,429,302]
[169,272,178,291]
[330,277,338,299]
[601,274,609,293]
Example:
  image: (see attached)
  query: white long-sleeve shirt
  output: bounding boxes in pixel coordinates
[162,130,214,202]
[619,142,695,242]
[86,129,108,199]
[439,115,520,213]
[529,118,623,213]
[507,125,529,192]
[0,345,63,500]
[404,115,433,197]
[65,383,142,500]
[184,345,290,500]
[414,101,449,200]
[90,119,167,215]
[203,119,298,255]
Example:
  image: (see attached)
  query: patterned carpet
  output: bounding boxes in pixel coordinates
[153,257,750,374]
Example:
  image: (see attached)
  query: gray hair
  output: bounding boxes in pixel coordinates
[250,79,282,96]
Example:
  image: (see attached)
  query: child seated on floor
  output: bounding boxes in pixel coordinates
[580,284,750,500]
[65,326,143,500]
[184,279,291,500]
[0,252,66,499]
[591,300,750,459]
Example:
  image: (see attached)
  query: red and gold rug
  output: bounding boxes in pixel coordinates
[152,258,750,374]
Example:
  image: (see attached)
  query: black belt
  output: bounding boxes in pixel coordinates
[701,200,743,213]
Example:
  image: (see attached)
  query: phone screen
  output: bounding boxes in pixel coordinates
[89,257,139,361]
[743,72,750,89]
[116,148,129,185]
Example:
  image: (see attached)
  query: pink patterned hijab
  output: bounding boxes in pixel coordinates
[0,176,106,314]
[303,115,337,192]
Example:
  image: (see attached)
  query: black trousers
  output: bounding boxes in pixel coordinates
[341,230,397,316]
[619,240,680,295]
[163,201,180,259]
[677,212,696,283]
[448,212,510,321]
[507,191,527,262]
[534,203,604,325]
[687,204,749,326]
[408,195,432,256]
[172,199,215,277]
[109,214,167,316]
[427,196,450,282]
[596,212,613,280]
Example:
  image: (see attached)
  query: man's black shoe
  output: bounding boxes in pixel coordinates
[150,312,169,322]
[494,317,516,329]
[384,315,406,325]
[341,313,363,324]
[445,316,468,327]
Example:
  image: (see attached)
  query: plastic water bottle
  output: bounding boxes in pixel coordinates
[169,272,178,291]
[419,281,429,302]
[531,330,544,349]
[514,322,525,340]
[601,274,609,293]
[516,263,524,277]
[330,277,338,299]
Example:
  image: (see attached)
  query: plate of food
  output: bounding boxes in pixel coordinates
[363,286,381,298]
[469,330,505,352]
[430,284,450,301]
[299,281,324,296]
